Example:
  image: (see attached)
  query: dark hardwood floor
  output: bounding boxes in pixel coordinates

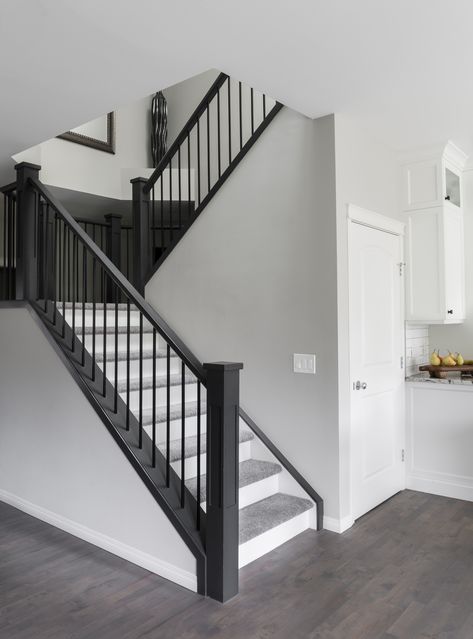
[1,490,473,638]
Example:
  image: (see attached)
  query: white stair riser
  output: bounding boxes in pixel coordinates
[198,473,281,512]
[144,417,207,443]
[98,357,183,380]
[124,383,198,412]
[238,508,314,568]
[82,333,159,353]
[170,440,252,481]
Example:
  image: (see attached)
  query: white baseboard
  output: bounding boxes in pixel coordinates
[323,514,354,534]
[407,474,473,503]
[0,488,197,592]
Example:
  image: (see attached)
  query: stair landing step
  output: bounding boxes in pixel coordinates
[239,493,313,544]
[186,459,282,501]
[157,428,254,462]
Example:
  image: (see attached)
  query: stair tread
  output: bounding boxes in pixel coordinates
[61,302,133,311]
[156,428,254,461]
[186,459,281,501]
[141,400,205,426]
[117,372,196,393]
[239,493,313,544]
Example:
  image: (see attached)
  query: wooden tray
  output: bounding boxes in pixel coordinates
[419,364,473,379]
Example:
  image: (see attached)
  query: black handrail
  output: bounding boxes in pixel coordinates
[30,177,206,382]
[144,72,229,194]
[240,408,324,530]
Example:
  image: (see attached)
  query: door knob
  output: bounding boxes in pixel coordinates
[361,382,367,390]
[354,381,368,390]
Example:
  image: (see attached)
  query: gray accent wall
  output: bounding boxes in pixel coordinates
[0,307,196,589]
[146,109,341,519]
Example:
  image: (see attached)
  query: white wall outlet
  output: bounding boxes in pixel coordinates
[293,353,316,374]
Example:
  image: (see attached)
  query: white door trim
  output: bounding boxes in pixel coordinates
[347,203,406,524]
[347,204,405,237]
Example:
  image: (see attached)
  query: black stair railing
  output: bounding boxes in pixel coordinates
[131,73,283,292]
[12,161,242,602]
[0,182,17,300]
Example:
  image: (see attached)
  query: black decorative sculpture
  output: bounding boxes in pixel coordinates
[151,91,168,167]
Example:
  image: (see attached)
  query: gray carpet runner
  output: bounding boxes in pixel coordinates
[239,493,313,544]
[186,459,282,501]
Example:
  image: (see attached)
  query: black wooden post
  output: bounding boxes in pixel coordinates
[131,177,150,295]
[15,162,41,301]
[203,361,243,603]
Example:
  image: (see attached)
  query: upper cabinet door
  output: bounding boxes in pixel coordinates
[443,205,465,322]
[403,159,443,211]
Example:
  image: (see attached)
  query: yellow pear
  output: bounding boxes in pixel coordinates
[430,350,441,366]
[457,353,465,366]
[442,355,457,367]
[448,351,458,363]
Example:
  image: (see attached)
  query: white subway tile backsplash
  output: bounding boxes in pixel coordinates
[405,323,430,377]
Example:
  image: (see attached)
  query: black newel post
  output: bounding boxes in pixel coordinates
[203,361,243,603]
[131,177,150,295]
[15,162,41,301]
[105,213,122,301]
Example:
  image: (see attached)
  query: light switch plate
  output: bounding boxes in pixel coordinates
[293,353,316,374]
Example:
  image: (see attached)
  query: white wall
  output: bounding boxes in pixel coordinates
[146,109,341,520]
[0,307,197,591]
[14,96,152,200]
[334,114,401,524]
[164,70,220,147]
[429,169,473,355]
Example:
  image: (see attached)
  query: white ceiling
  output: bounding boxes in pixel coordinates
[1,0,473,182]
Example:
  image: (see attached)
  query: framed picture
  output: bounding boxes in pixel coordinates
[58,112,115,154]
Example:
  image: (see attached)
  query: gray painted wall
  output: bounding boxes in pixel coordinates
[0,307,196,589]
[146,109,341,518]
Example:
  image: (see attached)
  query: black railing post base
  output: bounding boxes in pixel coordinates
[131,177,150,295]
[15,162,41,301]
[203,361,243,603]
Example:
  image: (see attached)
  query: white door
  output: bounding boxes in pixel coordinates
[349,217,405,520]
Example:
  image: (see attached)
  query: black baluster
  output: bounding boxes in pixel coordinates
[187,135,191,220]
[126,298,130,430]
[81,242,86,366]
[92,258,96,382]
[169,157,173,243]
[197,119,201,206]
[166,343,170,487]
[152,327,156,467]
[178,146,182,229]
[53,212,58,325]
[206,104,211,193]
[102,272,107,397]
[251,87,254,135]
[197,381,201,530]
[239,81,243,150]
[217,89,221,179]
[181,360,186,508]
[139,312,143,448]
[160,173,164,252]
[114,291,118,413]
[71,232,76,350]
[62,224,66,336]
[228,77,232,163]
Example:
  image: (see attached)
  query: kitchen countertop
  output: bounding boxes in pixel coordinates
[406,371,473,387]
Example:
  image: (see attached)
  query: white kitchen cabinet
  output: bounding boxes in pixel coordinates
[403,142,467,324]
[405,203,464,323]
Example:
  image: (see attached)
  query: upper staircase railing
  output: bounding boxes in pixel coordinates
[131,73,283,292]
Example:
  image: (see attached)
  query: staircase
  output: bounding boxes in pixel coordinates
[0,73,323,603]
[62,301,316,568]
